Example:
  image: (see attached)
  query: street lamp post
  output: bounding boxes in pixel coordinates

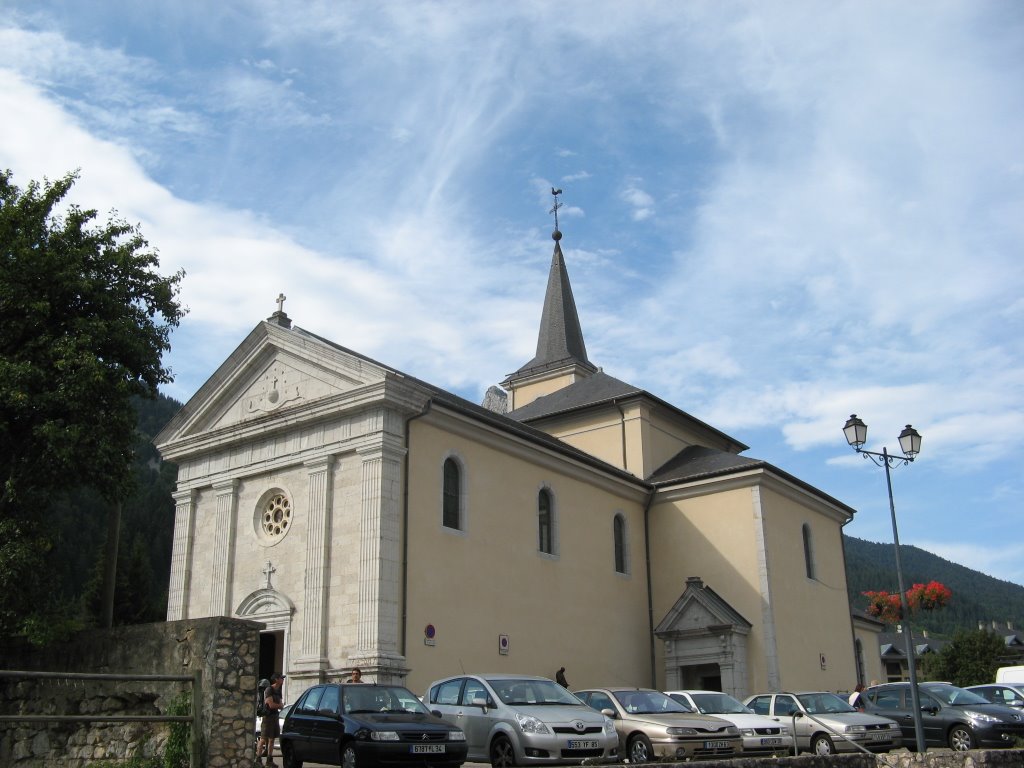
[843,414,926,753]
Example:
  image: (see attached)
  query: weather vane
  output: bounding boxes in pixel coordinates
[549,187,563,241]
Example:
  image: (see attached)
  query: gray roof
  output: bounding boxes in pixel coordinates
[646,443,856,516]
[503,240,596,383]
[646,445,766,485]
[507,370,641,420]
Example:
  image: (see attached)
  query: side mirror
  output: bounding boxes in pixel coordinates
[471,695,490,711]
[921,704,939,715]
[601,708,617,719]
[431,709,443,718]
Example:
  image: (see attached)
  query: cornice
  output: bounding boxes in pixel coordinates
[653,467,854,524]
[158,377,428,462]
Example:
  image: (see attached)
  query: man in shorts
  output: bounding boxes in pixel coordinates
[258,673,285,766]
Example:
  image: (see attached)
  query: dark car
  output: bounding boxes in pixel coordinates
[863,681,1024,751]
[280,683,468,768]
[966,684,1024,711]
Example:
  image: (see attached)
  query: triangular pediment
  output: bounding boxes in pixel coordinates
[156,321,390,447]
[655,577,751,637]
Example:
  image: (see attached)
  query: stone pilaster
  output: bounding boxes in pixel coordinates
[293,455,334,676]
[350,441,409,682]
[210,479,239,617]
[167,489,197,621]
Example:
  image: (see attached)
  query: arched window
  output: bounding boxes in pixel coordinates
[442,457,462,530]
[613,513,628,574]
[802,523,816,580]
[538,488,555,555]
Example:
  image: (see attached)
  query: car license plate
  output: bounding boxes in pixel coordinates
[869,733,889,741]
[411,745,445,753]
[704,741,732,749]
[760,738,783,746]
[567,739,598,749]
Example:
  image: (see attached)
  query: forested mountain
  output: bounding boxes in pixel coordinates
[47,395,1024,639]
[844,535,1024,636]
[46,392,182,628]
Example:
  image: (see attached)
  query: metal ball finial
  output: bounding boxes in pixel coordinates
[552,229,562,241]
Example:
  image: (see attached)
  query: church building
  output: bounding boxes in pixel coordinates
[155,221,881,700]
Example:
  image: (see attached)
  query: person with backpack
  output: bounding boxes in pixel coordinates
[257,673,285,766]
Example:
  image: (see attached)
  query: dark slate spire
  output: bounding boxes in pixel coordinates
[533,238,590,367]
[504,231,596,382]
[503,189,597,386]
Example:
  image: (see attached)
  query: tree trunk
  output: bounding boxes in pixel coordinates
[102,501,122,628]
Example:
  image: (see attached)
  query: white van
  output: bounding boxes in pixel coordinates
[995,666,1024,683]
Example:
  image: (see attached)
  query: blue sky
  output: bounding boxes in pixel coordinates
[2,2,1022,589]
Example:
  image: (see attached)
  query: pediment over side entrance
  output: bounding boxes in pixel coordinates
[655,576,751,636]
[157,321,392,446]
[655,577,752,698]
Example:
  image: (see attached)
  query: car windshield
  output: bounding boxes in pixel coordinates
[614,690,691,715]
[690,692,751,715]
[796,692,857,715]
[925,684,988,706]
[344,685,431,715]
[490,679,583,706]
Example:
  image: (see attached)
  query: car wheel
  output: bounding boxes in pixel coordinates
[343,742,358,768]
[628,733,654,763]
[489,734,517,768]
[811,734,835,755]
[949,725,975,751]
[281,742,303,768]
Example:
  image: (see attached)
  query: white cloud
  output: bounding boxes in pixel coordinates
[2,2,1022,584]
[621,183,654,221]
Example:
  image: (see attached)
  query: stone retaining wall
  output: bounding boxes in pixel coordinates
[0,617,262,768]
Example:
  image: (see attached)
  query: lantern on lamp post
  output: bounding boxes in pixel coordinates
[843,414,925,753]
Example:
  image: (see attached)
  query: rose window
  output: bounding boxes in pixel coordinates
[262,494,291,537]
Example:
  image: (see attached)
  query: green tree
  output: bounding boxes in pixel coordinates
[0,169,184,643]
[921,629,1006,687]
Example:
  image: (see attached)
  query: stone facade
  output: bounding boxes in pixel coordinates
[0,617,261,768]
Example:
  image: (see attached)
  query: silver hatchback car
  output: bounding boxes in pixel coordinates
[425,674,618,767]
[744,691,901,754]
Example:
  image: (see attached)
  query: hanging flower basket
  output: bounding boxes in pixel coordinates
[906,581,952,611]
[863,581,951,624]
[863,590,903,624]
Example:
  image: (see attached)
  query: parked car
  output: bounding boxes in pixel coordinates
[966,683,1024,711]
[996,666,1024,684]
[744,691,901,755]
[425,674,618,766]
[575,687,741,762]
[862,681,1024,751]
[665,690,794,755]
[279,683,467,768]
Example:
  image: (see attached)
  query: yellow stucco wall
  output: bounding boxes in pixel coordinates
[647,486,768,695]
[519,399,743,480]
[853,620,885,687]
[507,370,578,410]
[402,414,652,694]
[646,479,858,697]
[757,483,858,692]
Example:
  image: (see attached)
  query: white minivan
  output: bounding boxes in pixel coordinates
[996,666,1024,684]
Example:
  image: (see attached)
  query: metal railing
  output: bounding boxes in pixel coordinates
[0,669,203,767]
